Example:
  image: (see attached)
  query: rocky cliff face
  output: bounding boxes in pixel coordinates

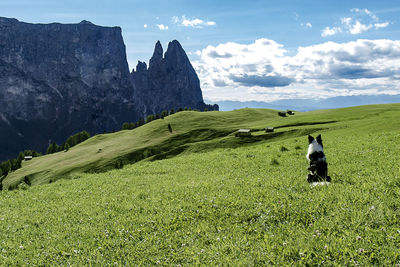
[0,17,217,161]
[0,17,138,160]
[131,40,218,115]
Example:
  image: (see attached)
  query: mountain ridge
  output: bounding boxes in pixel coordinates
[0,16,217,160]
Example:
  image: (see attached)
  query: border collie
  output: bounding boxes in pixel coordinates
[306,134,331,183]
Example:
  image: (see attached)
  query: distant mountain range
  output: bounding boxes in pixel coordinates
[0,17,217,160]
[213,95,400,111]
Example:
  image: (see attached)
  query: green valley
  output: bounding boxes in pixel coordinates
[0,104,399,265]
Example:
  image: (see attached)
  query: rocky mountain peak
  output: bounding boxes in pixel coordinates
[131,39,218,116]
[79,20,94,25]
[165,39,191,68]
[135,61,147,73]
[149,40,163,68]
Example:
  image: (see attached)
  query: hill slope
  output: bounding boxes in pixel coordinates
[3,104,400,189]
[0,104,399,265]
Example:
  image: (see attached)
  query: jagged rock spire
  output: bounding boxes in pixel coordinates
[135,61,147,73]
[149,40,163,69]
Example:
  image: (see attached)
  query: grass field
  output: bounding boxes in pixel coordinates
[0,104,400,265]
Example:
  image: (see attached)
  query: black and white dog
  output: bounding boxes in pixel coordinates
[306,134,331,182]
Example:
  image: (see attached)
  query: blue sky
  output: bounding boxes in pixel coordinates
[2,0,400,102]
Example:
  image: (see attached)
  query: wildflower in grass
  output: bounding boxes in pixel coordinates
[358,248,365,253]
[356,236,362,240]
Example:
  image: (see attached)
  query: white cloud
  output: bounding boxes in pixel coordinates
[347,20,372,34]
[375,22,389,29]
[193,38,400,102]
[143,24,148,29]
[321,26,342,37]
[322,8,389,37]
[172,16,216,28]
[156,24,168,30]
[306,22,312,28]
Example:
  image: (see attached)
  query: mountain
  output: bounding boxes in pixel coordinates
[131,40,218,115]
[215,94,400,111]
[0,17,216,161]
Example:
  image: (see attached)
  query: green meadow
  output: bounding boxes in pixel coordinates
[0,104,399,265]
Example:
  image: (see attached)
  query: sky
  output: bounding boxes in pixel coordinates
[1,0,400,103]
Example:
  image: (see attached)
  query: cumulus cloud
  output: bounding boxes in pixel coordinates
[193,38,400,102]
[143,24,148,29]
[156,24,168,30]
[172,16,216,28]
[322,26,342,37]
[321,8,389,37]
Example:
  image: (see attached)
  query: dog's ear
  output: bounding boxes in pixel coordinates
[316,134,323,147]
[308,135,314,144]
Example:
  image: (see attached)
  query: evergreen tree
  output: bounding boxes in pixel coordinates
[146,114,155,124]
[1,161,11,176]
[64,143,70,152]
[47,143,56,154]
[178,107,183,112]
[161,110,168,119]
[17,152,24,163]
[170,108,175,115]
[32,151,41,157]
[129,122,135,129]
[121,122,130,130]
[81,131,90,141]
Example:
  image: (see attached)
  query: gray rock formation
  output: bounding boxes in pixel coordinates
[0,17,217,161]
[131,40,218,115]
[0,17,137,160]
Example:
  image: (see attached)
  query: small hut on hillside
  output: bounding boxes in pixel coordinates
[235,129,251,137]
[265,127,274,132]
[24,156,33,161]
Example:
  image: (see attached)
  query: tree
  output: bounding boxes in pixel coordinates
[17,152,24,163]
[129,122,135,129]
[146,114,155,124]
[178,107,183,112]
[168,123,172,133]
[64,143,70,152]
[137,118,144,127]
[121,122,130,130]
[161,110,168,119]
[47,143,56,154]
[32,151,41,157]
[1,161,11,176]
[170,108,175,115]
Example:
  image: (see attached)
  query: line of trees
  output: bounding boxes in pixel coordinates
[120,106,210,131]
[0,150,42,186]
[46,131,90,155]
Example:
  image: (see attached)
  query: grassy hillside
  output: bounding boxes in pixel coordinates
[3,108,322,189]
[0,104,399,265]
